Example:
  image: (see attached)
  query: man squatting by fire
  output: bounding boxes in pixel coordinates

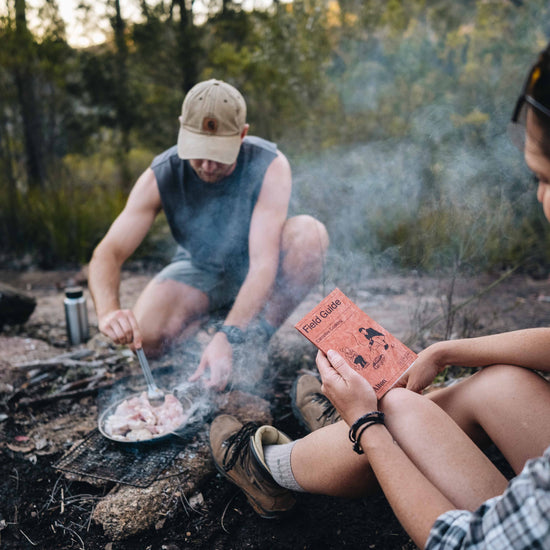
[88,79,329,392]
[208,43,550,549]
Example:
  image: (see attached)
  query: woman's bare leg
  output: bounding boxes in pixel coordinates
[290,420,378,497]
[428,364,550,473]
[291,389,508,510]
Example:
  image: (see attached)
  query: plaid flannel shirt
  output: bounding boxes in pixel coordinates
[425,445,550,550]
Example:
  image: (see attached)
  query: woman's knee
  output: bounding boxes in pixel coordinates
[478,363,542,383]
[457,364,542,399]
[380,387,425,417]
[381,388,447,439]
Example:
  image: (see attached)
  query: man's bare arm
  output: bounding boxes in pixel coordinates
[88,168,162,345]
[190,151,292,390]
[224,151,291,329]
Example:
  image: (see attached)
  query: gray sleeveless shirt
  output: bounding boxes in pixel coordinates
[151,136,278,283]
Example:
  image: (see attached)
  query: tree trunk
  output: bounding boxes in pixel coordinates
[14,0,46,188]
[0,100,19,248]
[174,0,200,93]
[112,0,132,188]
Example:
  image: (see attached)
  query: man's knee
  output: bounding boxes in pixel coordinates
[137,314,181,355]
[281,215,329,257]
[134,279,209,355]
[277,216,329,288]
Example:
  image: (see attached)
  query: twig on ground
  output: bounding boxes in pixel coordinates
[42,474,65,514]
[220,492,238,534]
[10,467,19,491]
[19,529,38,546]
[12,349,97,371]
[54,520,85,550]
[405,266,520,347]
[178,484,205,517]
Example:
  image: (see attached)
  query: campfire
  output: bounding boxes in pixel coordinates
[1,279,307,541]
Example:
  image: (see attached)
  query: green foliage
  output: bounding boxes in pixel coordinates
[2,0,550,275]
[376,200,519,272]
[0,176,124,267]
[0,147,169,267]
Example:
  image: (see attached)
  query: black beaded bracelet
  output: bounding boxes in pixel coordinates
[348,411,385,455]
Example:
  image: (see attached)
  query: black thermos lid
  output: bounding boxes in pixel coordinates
[65,286,83,299]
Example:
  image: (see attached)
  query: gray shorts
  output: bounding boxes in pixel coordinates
[154,249,243,311]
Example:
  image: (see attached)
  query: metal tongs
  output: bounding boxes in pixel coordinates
[135,347,165,404]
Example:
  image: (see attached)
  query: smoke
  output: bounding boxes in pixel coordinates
[290,97,533,284]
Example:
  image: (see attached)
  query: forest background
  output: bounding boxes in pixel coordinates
[2,0,550,285]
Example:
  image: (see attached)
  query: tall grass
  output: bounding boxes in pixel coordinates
[0,148,172,268]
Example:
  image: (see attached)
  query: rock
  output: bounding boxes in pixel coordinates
[214,389,272,425]
[0,282,36,328]
[269,322,316,377]
[92,431,214,541]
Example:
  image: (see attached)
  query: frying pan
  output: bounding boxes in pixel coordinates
[98,389,204,444]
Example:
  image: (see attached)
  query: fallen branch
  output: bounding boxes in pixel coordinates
[13,382,116,408]
[12,349,99,371]
[56,372,108,394]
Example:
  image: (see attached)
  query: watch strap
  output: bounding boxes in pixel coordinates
[218,325,245,345]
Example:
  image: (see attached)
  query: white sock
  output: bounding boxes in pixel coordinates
[263,441,305,493]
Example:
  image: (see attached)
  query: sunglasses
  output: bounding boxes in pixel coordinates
[511,69,550,121]
[508,63,550,150]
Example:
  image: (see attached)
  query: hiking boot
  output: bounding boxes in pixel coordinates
[209,414,296,518]
[291,374,341,432]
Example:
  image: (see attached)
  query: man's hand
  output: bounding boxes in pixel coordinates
[189,332,233,391]
[316,349,378,426]
[98,309,142,348]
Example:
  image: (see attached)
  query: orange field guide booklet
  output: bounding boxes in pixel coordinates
[295,288,417,397]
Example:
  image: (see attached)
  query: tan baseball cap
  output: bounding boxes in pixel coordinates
[177,79,247,164]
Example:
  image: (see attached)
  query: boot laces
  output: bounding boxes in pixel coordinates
[312,392,340,423]
[222,422,259,472]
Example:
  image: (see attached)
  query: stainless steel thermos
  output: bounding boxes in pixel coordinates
[64,286,89,345]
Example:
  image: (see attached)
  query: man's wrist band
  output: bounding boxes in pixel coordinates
[218,325,245,345]
[348,411,385,455]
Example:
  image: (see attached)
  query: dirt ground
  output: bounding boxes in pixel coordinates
[1,267,550,550]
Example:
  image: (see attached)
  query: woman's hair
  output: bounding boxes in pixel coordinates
[527,43,550,157]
